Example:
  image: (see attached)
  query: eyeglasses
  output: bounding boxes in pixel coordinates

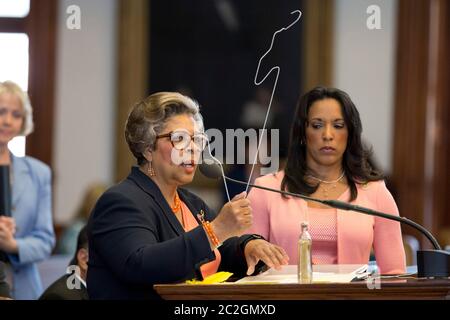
[155,129,208,150]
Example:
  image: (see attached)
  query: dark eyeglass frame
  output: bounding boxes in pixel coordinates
[155,130,208,150]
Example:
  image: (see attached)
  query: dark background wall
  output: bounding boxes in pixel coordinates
[149,0,304,158]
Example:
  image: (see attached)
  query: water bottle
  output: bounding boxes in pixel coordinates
[298,221,312,284]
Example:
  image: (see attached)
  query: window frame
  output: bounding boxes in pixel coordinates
[0,0,57,167]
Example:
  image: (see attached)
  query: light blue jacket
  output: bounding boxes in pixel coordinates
[7,154,55,300]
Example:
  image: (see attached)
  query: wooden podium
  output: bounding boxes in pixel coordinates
[154,278,450,300]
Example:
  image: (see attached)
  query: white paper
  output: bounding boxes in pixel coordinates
[236,264,368,284]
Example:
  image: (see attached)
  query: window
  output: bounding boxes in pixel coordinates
[0,33,29,89]
[0,32,29,156]
[0,0,30,18]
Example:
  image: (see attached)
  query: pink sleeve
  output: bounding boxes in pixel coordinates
[372,181,406,274]
[246,179,271,240]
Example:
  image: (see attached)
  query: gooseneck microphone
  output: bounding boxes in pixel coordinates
[199,162,450,278]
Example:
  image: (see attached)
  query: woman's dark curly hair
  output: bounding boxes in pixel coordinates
[281,86,383,202]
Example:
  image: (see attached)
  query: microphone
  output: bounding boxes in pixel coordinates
[0,165,11,263]
[0,165,11,217]
[199,162,450,278]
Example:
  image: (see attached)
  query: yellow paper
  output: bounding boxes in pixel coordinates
[186,271,233,284]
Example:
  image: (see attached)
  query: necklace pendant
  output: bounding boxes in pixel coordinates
[308,171,345,184]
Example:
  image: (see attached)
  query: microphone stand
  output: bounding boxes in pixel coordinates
[224,176,450,278]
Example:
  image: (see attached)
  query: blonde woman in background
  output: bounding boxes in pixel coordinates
[0,81,55,299]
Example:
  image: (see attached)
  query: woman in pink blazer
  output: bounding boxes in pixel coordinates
[247,87,406,275]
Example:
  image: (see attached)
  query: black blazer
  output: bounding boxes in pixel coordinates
[87,167,262,300]
[39,274,88,300]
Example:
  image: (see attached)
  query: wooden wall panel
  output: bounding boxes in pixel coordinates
[392,0,450,248]
[114,0,149,181]
[302,0,334,92]
[25,0,57,167]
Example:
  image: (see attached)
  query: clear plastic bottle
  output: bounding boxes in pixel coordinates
[298,221,313,284]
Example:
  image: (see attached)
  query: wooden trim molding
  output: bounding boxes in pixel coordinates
[392,0,450,248]
[25,0,57,167]
[114,0,149,181]
[0,18,26,33]
[302,0,335,92]
[430,0,450,239]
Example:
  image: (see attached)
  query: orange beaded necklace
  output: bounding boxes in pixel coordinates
[171,192,181,213]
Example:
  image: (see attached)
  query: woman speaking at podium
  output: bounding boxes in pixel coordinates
[87,92,288,299]
[247,86,406,275]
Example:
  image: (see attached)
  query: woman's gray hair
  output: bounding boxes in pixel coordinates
[0,81,34,136]
[125,92,204,165]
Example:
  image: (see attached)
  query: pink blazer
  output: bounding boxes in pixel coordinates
[247,171,406,274]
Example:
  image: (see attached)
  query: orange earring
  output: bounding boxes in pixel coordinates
[148,161,156,177]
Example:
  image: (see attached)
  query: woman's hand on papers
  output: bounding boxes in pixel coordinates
[243,239,289,275]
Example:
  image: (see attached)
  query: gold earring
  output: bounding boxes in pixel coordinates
[148,161,156,177]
